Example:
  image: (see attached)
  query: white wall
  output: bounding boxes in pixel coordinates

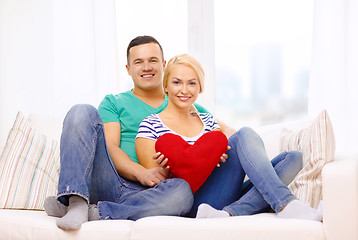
[187,0,215,112]
[1,0,357,156]
[0,0,118,148]
[0,0,54,146]
[309,0,358,155]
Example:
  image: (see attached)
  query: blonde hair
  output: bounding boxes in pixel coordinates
[163,54,205,94]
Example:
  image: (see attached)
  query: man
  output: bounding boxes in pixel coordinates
[45,36,230,230]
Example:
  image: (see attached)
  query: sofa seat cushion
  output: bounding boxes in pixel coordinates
[131,214,324,240]
[0,209,324,240]
[0,209,133,240]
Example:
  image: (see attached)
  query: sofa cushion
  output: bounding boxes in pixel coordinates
[281,109,335,208]
[28,113,63,142]
[0,112,60,210]
[131,215,324,240]
[0,209,133,240]
[254,118,310,160]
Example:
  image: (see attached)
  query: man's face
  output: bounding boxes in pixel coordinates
[126,43,166,91]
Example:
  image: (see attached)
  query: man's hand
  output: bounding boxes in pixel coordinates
[138,167,170,187]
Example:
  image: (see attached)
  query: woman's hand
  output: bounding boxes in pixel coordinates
[217,145,231,167]
[152,152,175,178]
[152,152,169,167]
[136,138,174,186]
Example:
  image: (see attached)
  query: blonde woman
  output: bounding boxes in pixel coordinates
[135,54,322,221]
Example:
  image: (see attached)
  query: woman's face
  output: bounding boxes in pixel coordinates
[165,64,200,109]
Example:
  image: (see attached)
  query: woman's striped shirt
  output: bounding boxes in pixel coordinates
[136,113,220,144]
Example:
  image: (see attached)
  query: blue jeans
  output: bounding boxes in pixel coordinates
[188,127,302,217]
[57,104,193,220]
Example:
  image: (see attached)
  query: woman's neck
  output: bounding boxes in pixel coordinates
[159,101,203,138]
[160,101,192,119]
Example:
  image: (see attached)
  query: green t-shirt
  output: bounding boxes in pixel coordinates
[98,90,209,163]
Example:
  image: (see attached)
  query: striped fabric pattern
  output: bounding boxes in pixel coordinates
[280,110,335,208]
[136,113,220,144]
[0,112,60,210]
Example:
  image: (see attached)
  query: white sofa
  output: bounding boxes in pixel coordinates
[0,113,357,240]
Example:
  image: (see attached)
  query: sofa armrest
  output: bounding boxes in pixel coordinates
[322,156,358,240]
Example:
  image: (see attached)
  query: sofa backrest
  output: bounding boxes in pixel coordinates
[255,118,311,160]
[27,114,64,142]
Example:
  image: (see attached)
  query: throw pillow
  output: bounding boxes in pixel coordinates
[155,131,228,193]
[0,112,60,210]
[280,109,335,208]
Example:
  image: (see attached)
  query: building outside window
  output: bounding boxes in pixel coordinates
[214,0,314,128]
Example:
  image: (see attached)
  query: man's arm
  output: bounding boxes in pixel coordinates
[103,122,168,187]
[193,103,236,138]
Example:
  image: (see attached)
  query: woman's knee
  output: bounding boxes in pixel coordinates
[229,127,262,147]
[287,151,303,169]
[231,127,257,140]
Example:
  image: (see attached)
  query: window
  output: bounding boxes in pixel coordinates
[214,0,314,128]
[114,0,314,128]
[115,0,188,92]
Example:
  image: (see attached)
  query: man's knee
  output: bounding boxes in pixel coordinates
[158,178,194,216]
[66,104,98,121]
[63,104,101,131]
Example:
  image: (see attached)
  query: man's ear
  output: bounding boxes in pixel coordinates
[126,64,130,75]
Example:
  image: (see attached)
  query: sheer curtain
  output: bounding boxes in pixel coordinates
[0,0,118,147]
[309,0,358,154]
[52,0,118,116]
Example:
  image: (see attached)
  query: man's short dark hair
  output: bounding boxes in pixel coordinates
[126,35,164,64]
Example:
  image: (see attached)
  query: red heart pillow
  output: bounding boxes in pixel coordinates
[155,131,228,193]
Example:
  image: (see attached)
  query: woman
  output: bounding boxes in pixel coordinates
[135,54,322,221]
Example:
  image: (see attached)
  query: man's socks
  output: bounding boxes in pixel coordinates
[45,195,100,227]
[56,195,88,231]
[277,199,323,221]
[44,196,67,218]
[88,204,100,221]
